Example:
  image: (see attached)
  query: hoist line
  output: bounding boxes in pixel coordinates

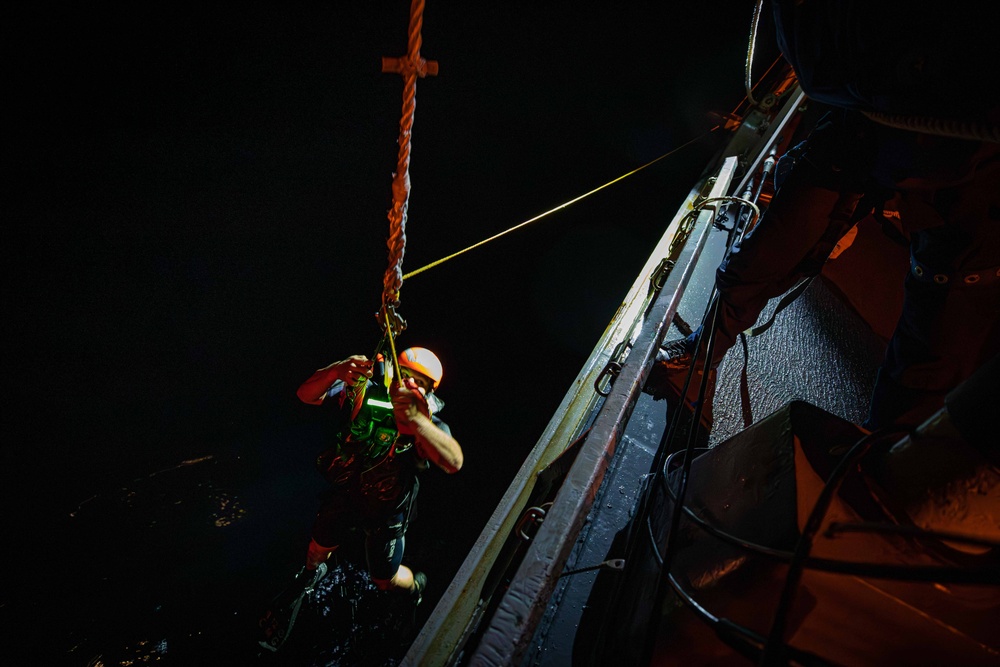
[379,0,438,334]
[402,126,720,281]
[384,310,402,389]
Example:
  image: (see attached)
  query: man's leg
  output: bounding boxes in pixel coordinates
[648,168,866,428]
[366,514,426,601]
[710,174,866,365]
[258,507,342,651]
[306,538,338,571]
[376,562,417,591]
[301,491,349,584]
[647,109,883,430]
[866,164,1000,430]
[707,108,880,364]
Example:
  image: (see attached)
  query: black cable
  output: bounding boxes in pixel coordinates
[640,293,724,666]
[657,450,1000,585]
[665,571,835,667]
[759,429,900,666]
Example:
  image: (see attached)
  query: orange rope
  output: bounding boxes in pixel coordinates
[379,0,438,335]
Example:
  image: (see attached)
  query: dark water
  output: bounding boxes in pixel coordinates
[7,436,446,666]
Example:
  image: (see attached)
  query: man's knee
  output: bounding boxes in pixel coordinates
[370,565,404,591]
[371,563,415,592]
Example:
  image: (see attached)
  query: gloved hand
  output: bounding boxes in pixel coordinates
[335,355,373,386]
[391,377,431,434]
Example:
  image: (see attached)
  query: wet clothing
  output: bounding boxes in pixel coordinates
[310,379,451,578]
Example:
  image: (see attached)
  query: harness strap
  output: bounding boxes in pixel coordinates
[738,332,753,429]
[745,276,815,338]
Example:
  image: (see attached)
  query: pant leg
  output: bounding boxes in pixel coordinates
[707,110,881,367]
[365,511,407,582]
[309,489,351,560]
[710,170,864,366]
[866,159,1000,429]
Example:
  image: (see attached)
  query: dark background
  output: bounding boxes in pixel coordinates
[4,3,759,664]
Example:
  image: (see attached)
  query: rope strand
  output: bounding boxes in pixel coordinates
[379,0,438,333]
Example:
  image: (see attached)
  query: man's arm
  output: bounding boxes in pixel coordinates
[391,380,464,473]
[296,355,373,405]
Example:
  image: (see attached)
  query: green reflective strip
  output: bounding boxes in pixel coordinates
[367,398,393,410]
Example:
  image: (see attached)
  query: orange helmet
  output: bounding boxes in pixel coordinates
[397,347,443,390]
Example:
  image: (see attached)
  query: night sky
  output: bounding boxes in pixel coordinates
[5,3,756,661]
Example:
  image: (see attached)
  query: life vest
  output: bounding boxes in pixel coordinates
[315,379,417,510]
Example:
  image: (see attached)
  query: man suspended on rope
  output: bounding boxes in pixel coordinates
[293,346,462,601]
[645,1,1000,434]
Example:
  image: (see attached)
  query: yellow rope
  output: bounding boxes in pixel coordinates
[384,311,402,388]
[403,128,718,280]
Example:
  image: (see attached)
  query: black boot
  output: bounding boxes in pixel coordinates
[257,562,329,653]
[411,571,427,606]
[295,562,329,593]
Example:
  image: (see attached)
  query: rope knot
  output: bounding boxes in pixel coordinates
[381,55,439,79]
